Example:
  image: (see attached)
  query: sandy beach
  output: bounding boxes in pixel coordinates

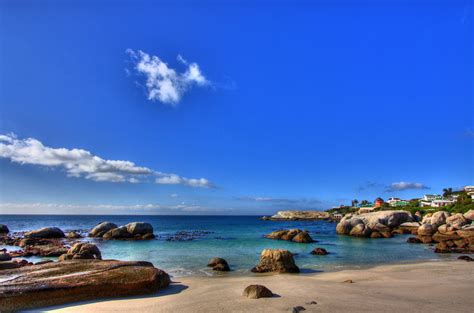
[37,260,473,313]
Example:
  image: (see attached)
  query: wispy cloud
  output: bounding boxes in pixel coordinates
[385,181,430,192]
[357,181,383,192]
[0,202,232,215]
[127,49,210,105]
[0,133,212,188]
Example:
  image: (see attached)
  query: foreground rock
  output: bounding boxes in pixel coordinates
[263,211,330,221]
[207,257,230,271]
[242,284,273,299]
[0,224,9,234]
[336,210,415,238]
[265,229,314,243]
[251,249,299,273]
[90,222,155,240]
[0,259,170,312]
[24,227,65,239]
[59,243,102,261]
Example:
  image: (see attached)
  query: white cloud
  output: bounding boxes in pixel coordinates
[385,182,430,192]
[127,49,209,105]
[0,202,231,215]
[0,133,213,188]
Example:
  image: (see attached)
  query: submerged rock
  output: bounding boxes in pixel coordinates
[24,227,65,239]
[242,284,273,299]
[207,257,230,271]
[0,259,170,312]
[251,249,299,273]
[59,243,102,261]
[265,229,314,243]
[310,248,328,255]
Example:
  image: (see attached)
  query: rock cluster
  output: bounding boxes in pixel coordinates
[242,284,273,299]
[336,210,415,238]
[251,249,299,273]
[207,257,230,271]
[265,229,314,243]
[0,259,170,312]
[89,222,155,240]
[263,210,330,221]
[59,243,102,261]
[4,237,69,258]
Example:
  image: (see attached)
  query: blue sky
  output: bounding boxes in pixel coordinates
[0,0,472,215]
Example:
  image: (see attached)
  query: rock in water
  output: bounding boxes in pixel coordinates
[265,229,314,243]
[0,224,9,234]
[0,259,170,312]
[207,257,230,271]
[251,249,299,273]
[126,222,154,236]
[242,285,273,299]
[310,248,328,255]
[66,231,82,239]
[267,211,330,220]
[59,243,102,261]
[89,222,118,238]
[24,227,65,239]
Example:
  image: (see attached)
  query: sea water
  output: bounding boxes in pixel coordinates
[0,215,453,277]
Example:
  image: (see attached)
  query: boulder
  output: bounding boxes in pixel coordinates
[349,224,371,237]
[0,252,12,261]
[418,224,435,236]
[126,222,154,236]
[265,229,314,243]
[89,222,118,238]
[24,227,65,239]
[310,248,328,255]
[59,243,102,261]
[242,285,273,299]
[464,210,474,221]
[66,232,82,239]
[446,214,467,229]
[251,249,299,273]
[207,257,230,271]
[397,222,421,234]
[103,226,132,240]
[430,211,450,228]
[0,224,9,234]
[0,260,170,312]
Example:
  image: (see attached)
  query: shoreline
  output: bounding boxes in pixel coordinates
[34,259,474,312]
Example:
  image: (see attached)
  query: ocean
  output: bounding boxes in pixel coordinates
[0,215,453,277]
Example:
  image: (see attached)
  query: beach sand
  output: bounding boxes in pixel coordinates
[38,260,473,313]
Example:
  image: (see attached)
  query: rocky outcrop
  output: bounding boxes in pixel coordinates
[264,211,330,221]
[207,257,230,271]
[336,210,415,238]
[89,222,118,238]
[59,243,102,261]
[9,238,69,258]
[24,227,65,239]
[0,259,170,312]
[66,231,82,239]
[90,222,155,240]
[0,224,9,234]
[265,229,314,243]
[251,249,299,273]
[242,285,273,299]
[310,248,328,255]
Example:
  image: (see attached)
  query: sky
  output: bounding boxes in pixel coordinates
[0,0,472,215]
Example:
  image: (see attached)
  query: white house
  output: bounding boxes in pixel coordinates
[465,186,474,199]
[422,194,442,202]
[430,199,456,208]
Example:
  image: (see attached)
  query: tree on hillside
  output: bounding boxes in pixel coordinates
[351,199,359,207]
[360,200,369,205]
[443,188,453,198]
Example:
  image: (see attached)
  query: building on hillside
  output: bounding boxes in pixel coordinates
[386,197,410,207]
[420,198,456,208]
[465,186,474,199]
[387,197,400,206]
[422,194,442,202]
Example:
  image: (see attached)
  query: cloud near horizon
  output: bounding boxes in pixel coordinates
[127,49,210,105]
[385,182,430,192]
[0,133,212,188]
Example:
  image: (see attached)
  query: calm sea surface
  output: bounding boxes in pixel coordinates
[0,215,454,277]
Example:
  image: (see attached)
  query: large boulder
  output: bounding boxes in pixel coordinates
[103,226,132,240]
[336,210,414,237]
[251,249,299,273]
[265,229,314,243]
[0,224,9,234]
[126,222,154,236]
[207,257,230,271]
[464,210,474,221]
[242,285,273,299]
[24,227,65,239]
[418,224,435,236]
[446,214,467,229]
[89,222,118,238]
[0,260,170,312]
[59,243,102,261]
[430,211,450,228]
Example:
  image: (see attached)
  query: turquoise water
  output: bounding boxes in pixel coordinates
[0,215,453,277]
